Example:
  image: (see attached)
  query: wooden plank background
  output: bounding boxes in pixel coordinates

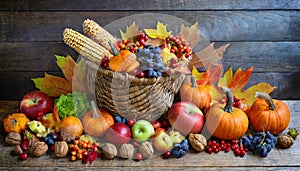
[0,0,300,100]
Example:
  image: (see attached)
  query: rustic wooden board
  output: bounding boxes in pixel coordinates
[1,42,299,72]
[1,11,299,42]
[1,0,300,11]
[0,100,299,170]
[0,71,299,100]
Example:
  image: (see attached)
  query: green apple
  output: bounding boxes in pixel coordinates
[131,120,155,142]
[152,129,174,152]
[169,130,185,144]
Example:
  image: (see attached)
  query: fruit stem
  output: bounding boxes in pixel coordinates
[191,76,197,88]
[221,87,233,113]
[90,100,99,118]
[255,92,276,110]
[109,41,119,56]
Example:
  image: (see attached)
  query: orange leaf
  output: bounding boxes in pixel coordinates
[217,66,275,105]
[179,22,201,48]
[32,73,71,97]
[32,55,87,97]
[229,66,254,94]
[194,64,223,86]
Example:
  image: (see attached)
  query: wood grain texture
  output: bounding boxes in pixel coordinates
[0,71,299,100]
[1,42,299,72]
[1,11,299,42]
[1,0,300,11]
[0,100,299,169]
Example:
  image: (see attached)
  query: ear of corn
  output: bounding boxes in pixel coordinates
[83,19,117,51]
[63,28,112,64]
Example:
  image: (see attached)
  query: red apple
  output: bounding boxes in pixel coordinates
[20,90,53,120]
[105,123,131,146]
[168,101,204,135]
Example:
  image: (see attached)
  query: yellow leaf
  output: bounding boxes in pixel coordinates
[192,66,204,81]
[217,66,233,87]
[120,21,140,41]
[161,47,177,67]
[144,21,171,40]
[235,83,276,106]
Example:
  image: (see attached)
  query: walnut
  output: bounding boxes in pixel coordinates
[119,144,134,159]
[5,132,21,145]
[277,134,294,149]
[55,141,69,158]
[102,143,117,159]
[13,145,23,155]
[138,141,154,159]
[29,141,48,157]
[188,133,207,152]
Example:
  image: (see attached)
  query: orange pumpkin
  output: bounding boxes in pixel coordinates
[109,50,140,73]
[60,116,83,141]
[248,92,290,134]
[205,87,249,140]
[180,76,211,111]
[82,107,114,138]
[3,113,30,133]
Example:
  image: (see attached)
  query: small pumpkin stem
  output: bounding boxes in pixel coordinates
[255,92,276,110]
[90,100,99,118]
[191,76,197,88]
[221,87,233,113]
[109,41,119,56]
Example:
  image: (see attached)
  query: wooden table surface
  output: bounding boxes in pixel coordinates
[0,100,299,170]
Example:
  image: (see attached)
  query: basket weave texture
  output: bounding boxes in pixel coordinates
[86,60,185,121]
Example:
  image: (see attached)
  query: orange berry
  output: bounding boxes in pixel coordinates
[71,155,76,161]
[77,153,83,159]
[74,140,79,145]
[71,150,77,156]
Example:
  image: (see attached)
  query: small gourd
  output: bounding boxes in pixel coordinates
[3,113,30,133]
[180,76,211,111]
[109,50,140,73]
[248,92,290,134]
[82,101,114,137]
[60,116,83,142]
[205,87,249,140]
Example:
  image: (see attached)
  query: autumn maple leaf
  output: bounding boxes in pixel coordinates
[179,22,201,48]
[144,21,171,40]
[120,21,140,41]
[217,66,276,105]
[32,55,87,97]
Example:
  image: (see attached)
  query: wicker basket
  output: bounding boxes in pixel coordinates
[86,60,185,121]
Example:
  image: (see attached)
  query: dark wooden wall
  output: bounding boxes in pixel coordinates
[1,0,300,100]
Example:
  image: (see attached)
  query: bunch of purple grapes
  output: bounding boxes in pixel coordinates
[241,131,277,157]
[136,46,166,77]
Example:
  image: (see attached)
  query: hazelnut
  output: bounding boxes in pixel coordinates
[5,132,21,145]
[119,144,134,159]
[138,141,154,159]
[188,133,207,152]
[102,143,117,159]
[55,141,69,158]
[29,141,48,157]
